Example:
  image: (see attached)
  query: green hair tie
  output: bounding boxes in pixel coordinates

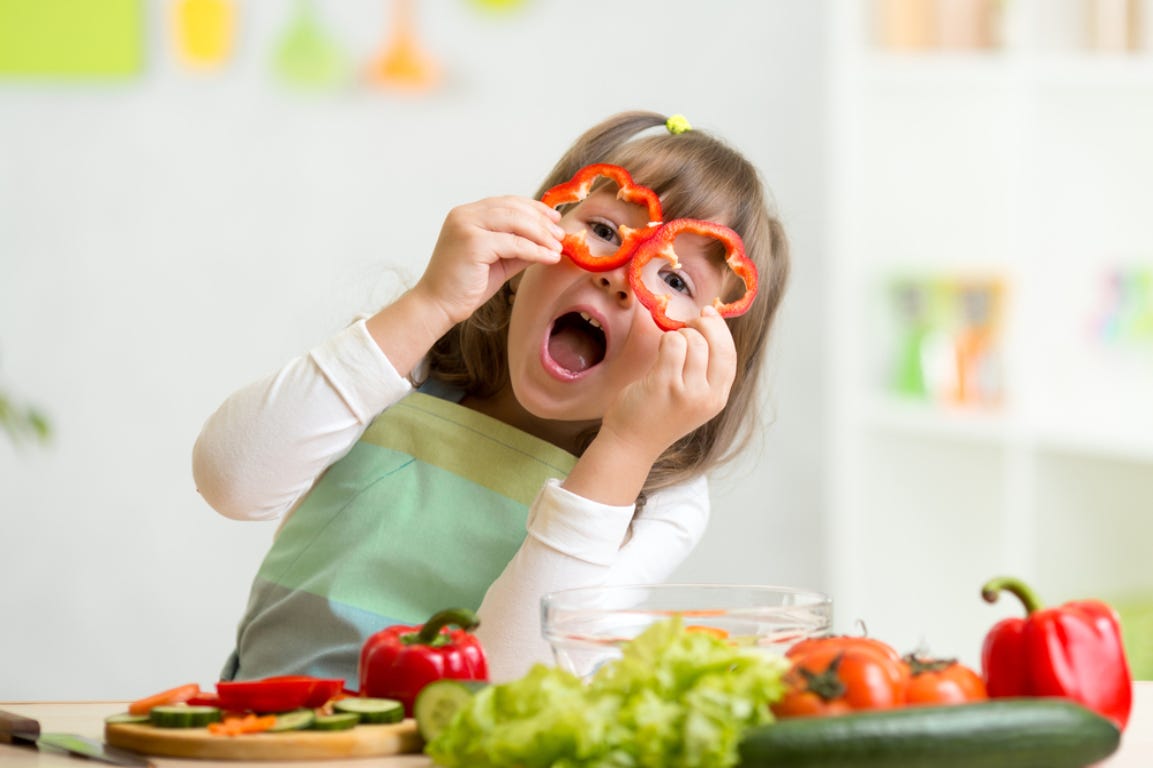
[666,114,692,135]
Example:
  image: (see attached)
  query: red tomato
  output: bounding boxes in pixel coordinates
[903,654,988,705]
[772,636,909,718]
[787,634,904,665]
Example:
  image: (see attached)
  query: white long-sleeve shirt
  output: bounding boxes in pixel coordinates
[192,318,710,682]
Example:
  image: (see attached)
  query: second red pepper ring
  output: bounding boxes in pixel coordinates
[627,219,759,332]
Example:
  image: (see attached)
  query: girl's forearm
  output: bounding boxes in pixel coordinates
[561,428,662,506]
[364,286,457,379]
[477,477,710,682]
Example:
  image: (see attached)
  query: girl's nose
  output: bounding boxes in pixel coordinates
[594,266,633,305]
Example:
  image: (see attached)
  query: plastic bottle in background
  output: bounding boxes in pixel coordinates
[936,0,1002,49]
[876,0,937,50]
[1087,0,1143,52]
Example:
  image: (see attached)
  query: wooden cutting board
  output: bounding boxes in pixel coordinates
[104,719,422,760]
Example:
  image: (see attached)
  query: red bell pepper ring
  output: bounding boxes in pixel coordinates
[358,607,488,717]
[541,163,663,272]
[627,218,759,331]
[981,576,1133,730]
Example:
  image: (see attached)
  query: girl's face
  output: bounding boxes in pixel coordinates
[505,189,728,424]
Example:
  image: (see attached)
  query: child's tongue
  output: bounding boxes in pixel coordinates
[548,328,596,373]
[548,317,603,373]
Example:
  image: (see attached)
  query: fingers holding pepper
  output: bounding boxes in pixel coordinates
[682,305,738,399]
[601,308,736,459]
[418,196,564,324]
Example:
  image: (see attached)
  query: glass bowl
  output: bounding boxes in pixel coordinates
[540,583,832,680]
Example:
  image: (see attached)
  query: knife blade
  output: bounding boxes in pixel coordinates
[0,709,154,767]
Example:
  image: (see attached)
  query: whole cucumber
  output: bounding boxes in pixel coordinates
[738,698,1121,768]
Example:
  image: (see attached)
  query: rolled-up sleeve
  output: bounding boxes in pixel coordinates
[475,475,710,681]
[192,319,413,522]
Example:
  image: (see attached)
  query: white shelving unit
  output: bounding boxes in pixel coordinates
[826,0,1153,671]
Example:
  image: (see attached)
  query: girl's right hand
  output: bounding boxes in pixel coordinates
[562,307,738,507]
[602,306,738,458]
[413,196,564,326]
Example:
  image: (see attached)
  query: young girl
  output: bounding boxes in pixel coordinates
[192,110,791,685]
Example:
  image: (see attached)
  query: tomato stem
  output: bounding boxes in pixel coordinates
[903,653,958,676]
[800,653,849,701]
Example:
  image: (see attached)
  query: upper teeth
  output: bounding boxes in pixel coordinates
[579,312,602,329]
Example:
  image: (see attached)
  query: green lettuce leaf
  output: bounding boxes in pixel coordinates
[425,616,789,768]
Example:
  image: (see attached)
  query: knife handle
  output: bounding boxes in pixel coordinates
[0,709,41,743]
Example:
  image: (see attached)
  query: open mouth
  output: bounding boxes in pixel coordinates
[546,311,607,376]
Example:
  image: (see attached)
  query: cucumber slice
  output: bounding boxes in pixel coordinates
[269,709,316,732]
[414,680,487,741]
[104,713,150,725]
[149,705,223,728]
[310,712,359,731]
[334,697,404,724]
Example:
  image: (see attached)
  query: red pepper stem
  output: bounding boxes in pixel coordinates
[981,576,1044,615]
[414,608,480,645]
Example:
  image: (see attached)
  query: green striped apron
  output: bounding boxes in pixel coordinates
[222,391,576,688]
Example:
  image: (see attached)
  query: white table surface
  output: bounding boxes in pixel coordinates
[3,683,1152,766]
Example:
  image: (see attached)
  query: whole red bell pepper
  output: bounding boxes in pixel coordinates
[981,576,1132,730]
[358,608,488,717]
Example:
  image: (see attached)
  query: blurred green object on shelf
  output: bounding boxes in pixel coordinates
[885,274,1006,408]
[0,389,50,447]
[890,280,932,399]
[1094,267,1153,346]
[0,0,143,77]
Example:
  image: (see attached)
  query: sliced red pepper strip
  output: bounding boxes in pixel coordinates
[981,576,1133,730]
[627,218,759,331]
[541,163,663,272]
[186,691,223,708]
[216,675,344,713]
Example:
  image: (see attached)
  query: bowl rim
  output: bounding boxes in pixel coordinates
[540,582,832,607]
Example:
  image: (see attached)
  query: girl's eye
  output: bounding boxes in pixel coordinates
[660,269,693,297]
[588,220,621,246]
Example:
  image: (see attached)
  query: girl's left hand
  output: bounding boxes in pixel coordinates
[600,306,738,461]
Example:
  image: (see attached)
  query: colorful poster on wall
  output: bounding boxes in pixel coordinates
[0,0,144,78]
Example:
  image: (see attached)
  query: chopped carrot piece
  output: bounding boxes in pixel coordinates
[208,713,278,736]
[128,683,201,715]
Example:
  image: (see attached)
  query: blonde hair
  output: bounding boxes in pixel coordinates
[427,110,790,496]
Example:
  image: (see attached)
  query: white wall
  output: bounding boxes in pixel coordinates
[0,0,829,699]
